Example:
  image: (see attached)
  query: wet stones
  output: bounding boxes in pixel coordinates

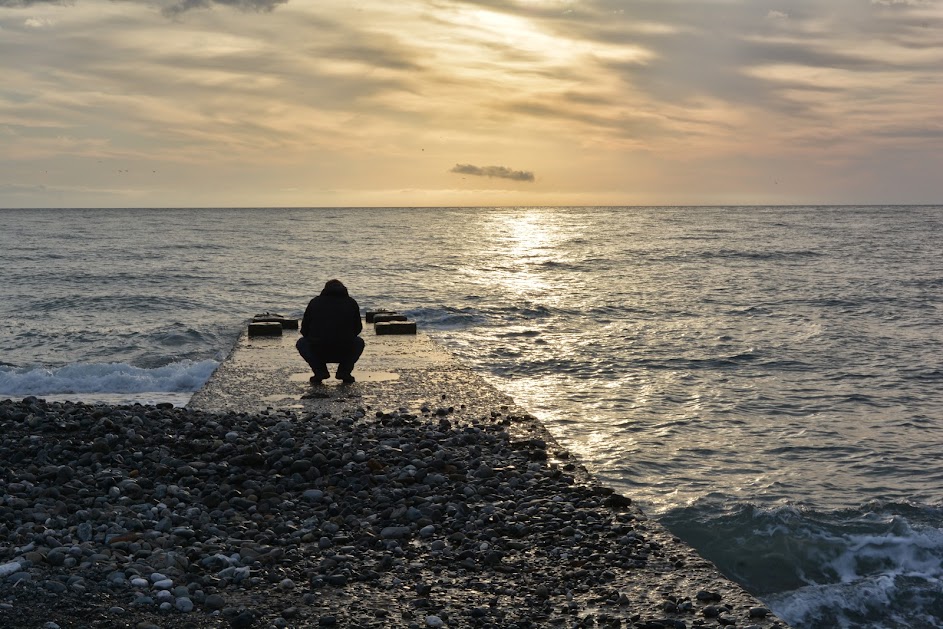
[0,562,22,579]
[697,590,724,603]
[380,526,412,540]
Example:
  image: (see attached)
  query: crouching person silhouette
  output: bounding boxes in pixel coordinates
[296,279,365,384]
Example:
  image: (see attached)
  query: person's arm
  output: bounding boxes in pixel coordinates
[300,299,316,338]
[350,299,363,336]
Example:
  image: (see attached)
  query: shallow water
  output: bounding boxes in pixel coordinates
[2,205,942,628]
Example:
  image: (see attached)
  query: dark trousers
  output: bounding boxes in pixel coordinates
[296,336,365,377]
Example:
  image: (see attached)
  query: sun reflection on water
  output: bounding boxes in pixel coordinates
[470,208,571,303]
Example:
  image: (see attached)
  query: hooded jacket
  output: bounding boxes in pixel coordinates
[300,280,362,346]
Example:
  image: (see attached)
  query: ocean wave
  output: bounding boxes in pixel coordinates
[24,293,206,315]
[405,306,487,330]
[903,367,943,382]
[537,258,615,271]
[0,360,219,396]
[496,329,542,338]
[701,248,825,262]
[661,500,943,629]
[629,352,764,371]
[767,574,943,629]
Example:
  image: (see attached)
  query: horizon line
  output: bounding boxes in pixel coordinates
[2,203,941,211]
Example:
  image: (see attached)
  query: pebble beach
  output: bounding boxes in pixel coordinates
[0,323,793,629]
[0,393,786,629]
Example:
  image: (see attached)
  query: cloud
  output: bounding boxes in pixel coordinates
[450,164,535,182]
[24,17,53,27]
[162,0,288,18]
[0,0,288,12]
[0,0,69,6]
[2,0,941,207]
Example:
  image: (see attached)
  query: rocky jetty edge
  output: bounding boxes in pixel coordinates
[1,395,787,629]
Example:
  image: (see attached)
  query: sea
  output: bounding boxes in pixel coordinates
[1,206,941,628]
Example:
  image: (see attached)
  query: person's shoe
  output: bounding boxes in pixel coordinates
[309,375,323,385]
[336,372,355,384]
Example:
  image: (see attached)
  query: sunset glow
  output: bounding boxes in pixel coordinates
[1,0,941,207]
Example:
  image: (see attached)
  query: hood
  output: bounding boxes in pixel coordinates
[320,279,349,297]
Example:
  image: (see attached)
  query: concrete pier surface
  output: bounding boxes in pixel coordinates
[188,319,494,419]
[181,321,792,629]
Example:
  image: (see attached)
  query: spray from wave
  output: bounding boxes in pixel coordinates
[0,360,219,397]
[661,501,943,628]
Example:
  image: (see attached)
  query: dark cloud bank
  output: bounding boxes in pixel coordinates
[450,164,535,182]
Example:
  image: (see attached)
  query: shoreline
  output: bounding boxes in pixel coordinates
[0,396,785,629]
[1,326,791,628]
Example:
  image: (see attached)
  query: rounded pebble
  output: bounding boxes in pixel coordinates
[176,597,194,612]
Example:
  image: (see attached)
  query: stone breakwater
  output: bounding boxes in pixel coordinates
[0,396,787,629]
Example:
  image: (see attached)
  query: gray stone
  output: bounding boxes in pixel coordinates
[380,526,411,540]
[45,550,66,567]
[0,561,23,579]
[204,594,226,611]
[76,522,93,542]
[176,597,194,612]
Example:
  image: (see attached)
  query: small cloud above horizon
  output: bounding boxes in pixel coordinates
[161,0,288,17]
[450,164,535,182]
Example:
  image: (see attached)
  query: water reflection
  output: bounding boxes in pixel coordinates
[469,208,570,304]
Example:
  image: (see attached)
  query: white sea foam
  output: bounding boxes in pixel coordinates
[770,577,896,629]
[827,519,943,584]
[769,571,943,629]
[0,360,219,397]
[765,517,943,628]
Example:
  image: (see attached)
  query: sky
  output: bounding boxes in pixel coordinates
[1,0,941,208]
